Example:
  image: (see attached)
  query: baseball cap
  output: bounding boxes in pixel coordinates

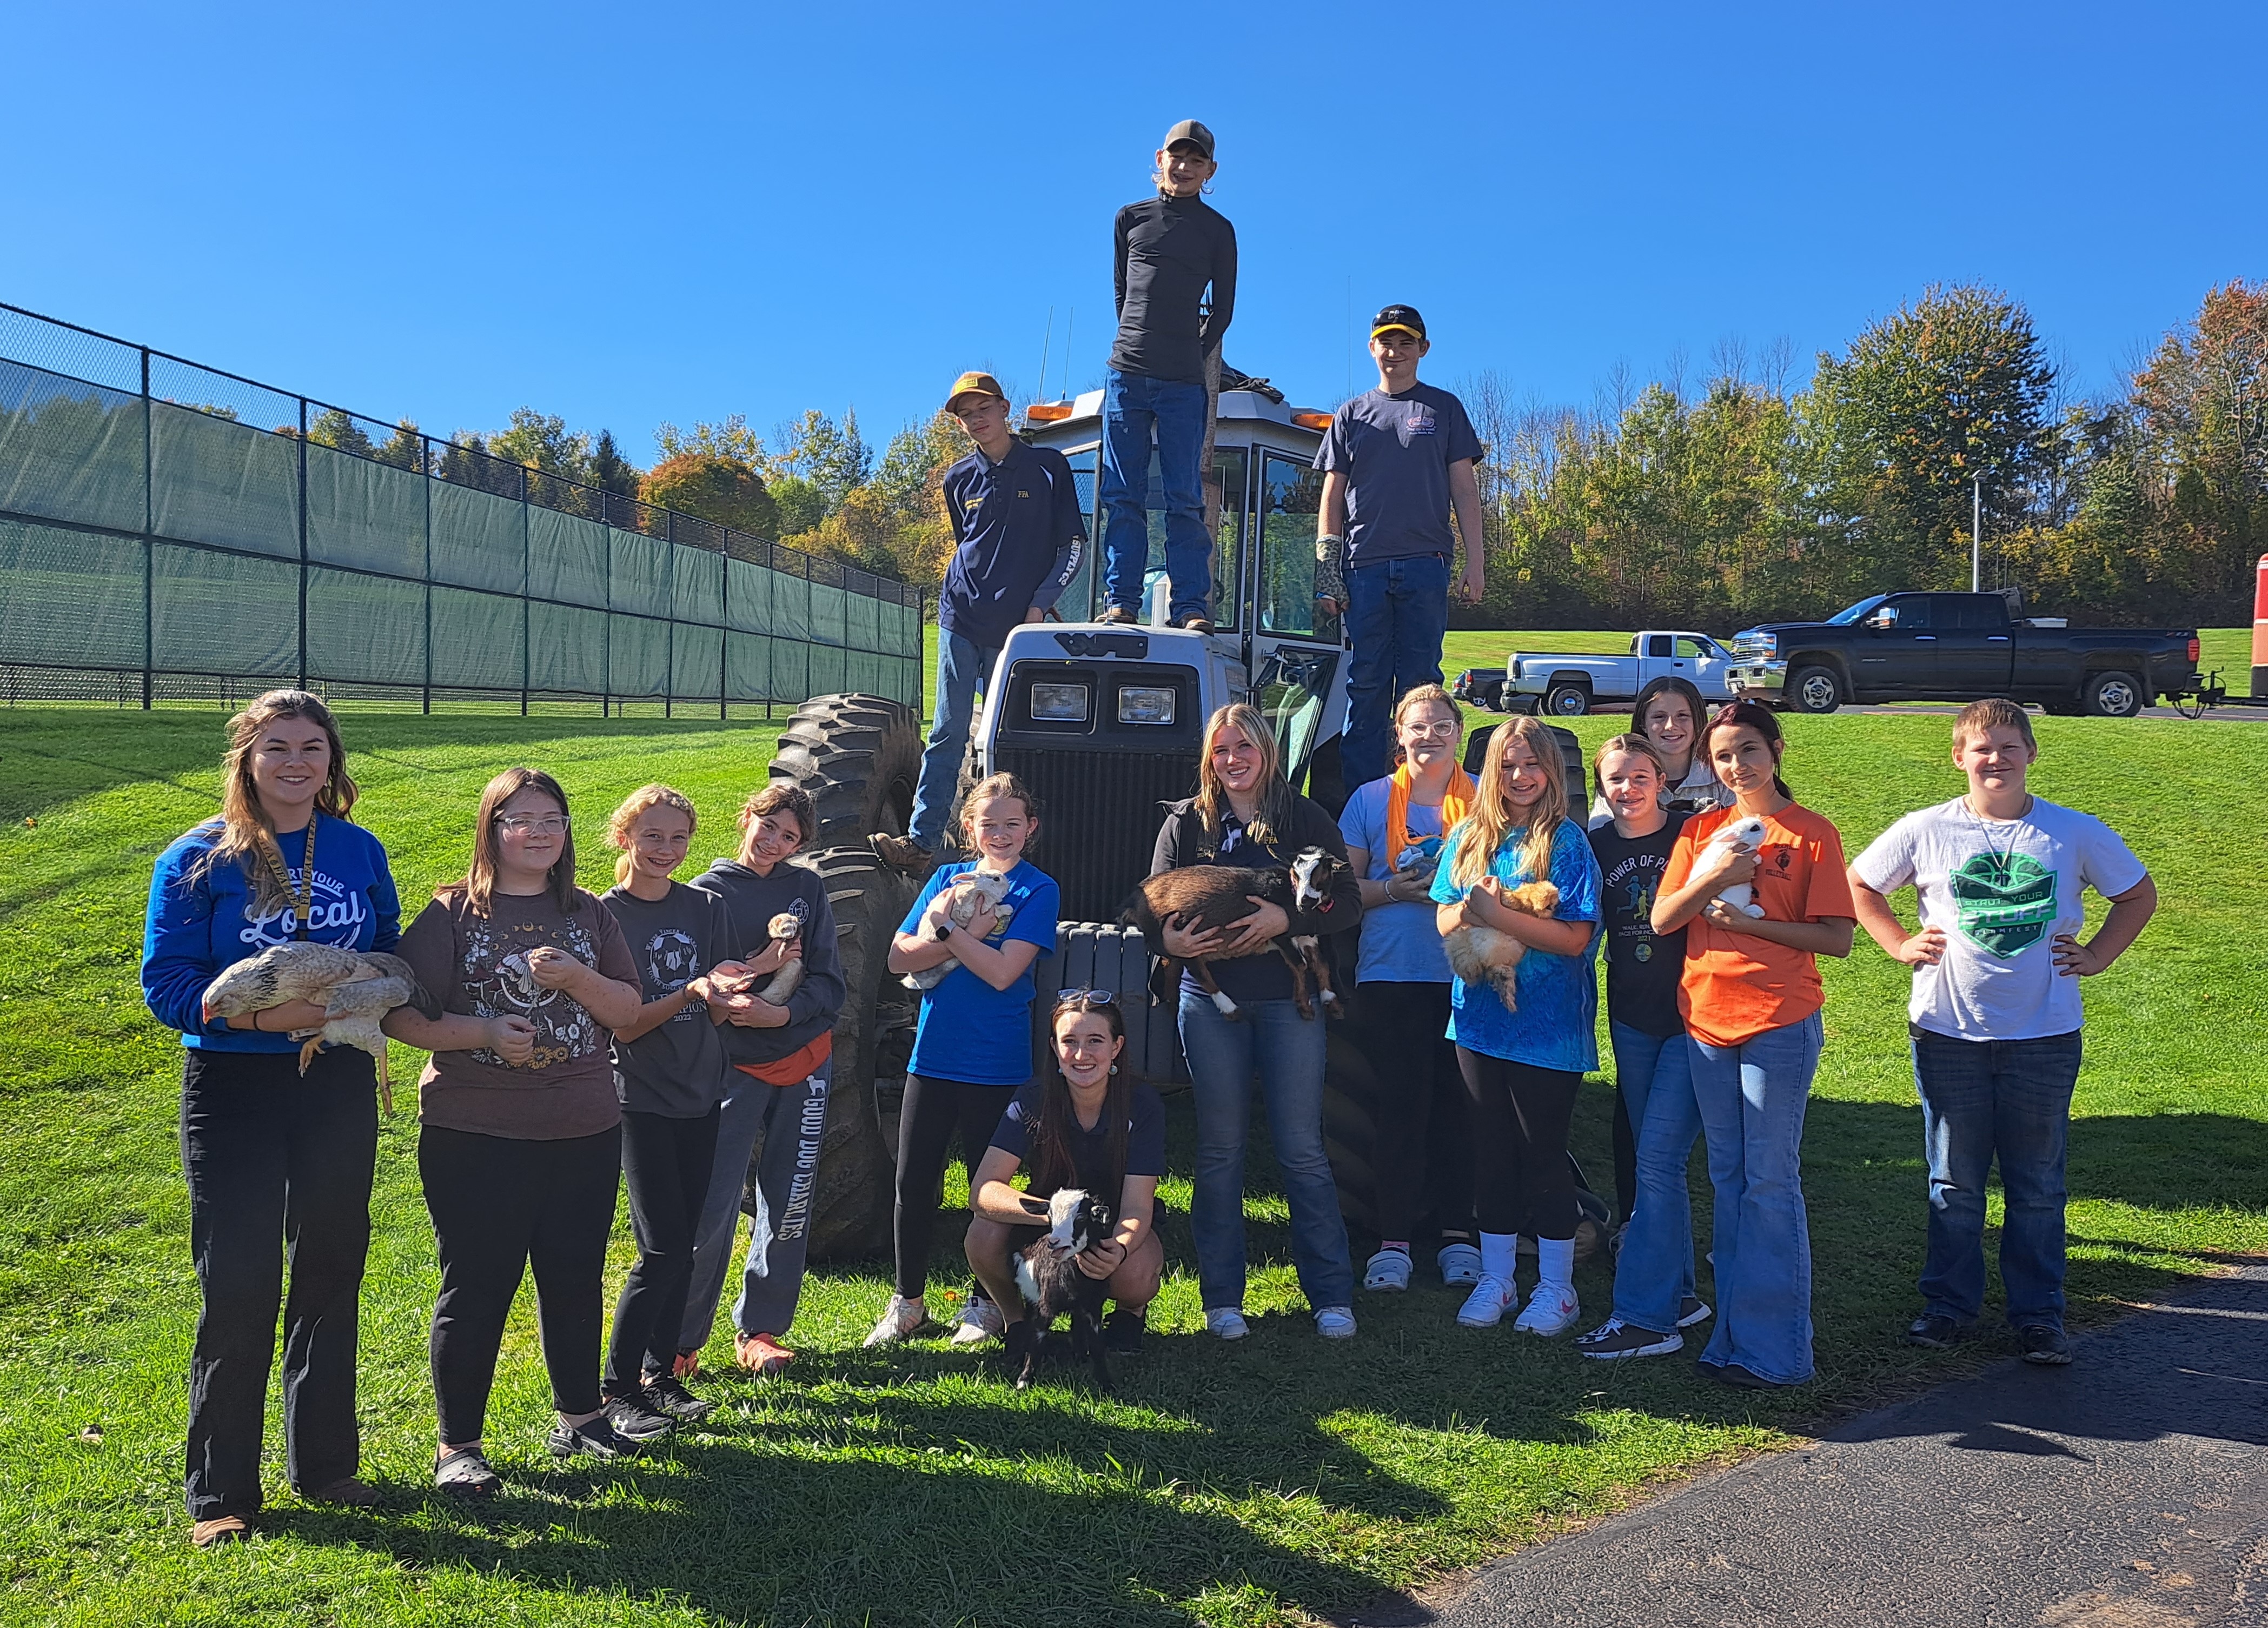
[1161,119,1216,160]
[943,371,1007,412]
[1371,305,1427,341]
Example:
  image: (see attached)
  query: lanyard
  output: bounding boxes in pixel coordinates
[257,813,319,940]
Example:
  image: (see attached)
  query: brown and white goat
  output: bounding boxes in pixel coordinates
[1122,845,1344,1020]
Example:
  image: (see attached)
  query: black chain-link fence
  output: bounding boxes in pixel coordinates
[0,301,923,714]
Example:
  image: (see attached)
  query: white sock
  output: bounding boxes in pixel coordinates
[1479,1231,1519,1283]
[1536,1237,1575,1299]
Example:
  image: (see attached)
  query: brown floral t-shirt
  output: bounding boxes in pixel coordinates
[397,885,638,1140]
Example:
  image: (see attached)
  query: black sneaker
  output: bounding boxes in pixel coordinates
[1104,1308,1145,1356]
[1575,1318,1681,1360]
[642,1373,715,1424]
[1707,1361,1778,1390]
[1905,1313,1977,1350]
[549,1414,640,1460]
[2017,1324,2072,1366]
[1676,1295,1713,1328]
[602,1392,675,1443]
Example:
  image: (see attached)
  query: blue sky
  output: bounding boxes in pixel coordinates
[6,1,2262,461]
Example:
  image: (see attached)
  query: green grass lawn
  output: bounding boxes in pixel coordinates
[1,706,2262,1626]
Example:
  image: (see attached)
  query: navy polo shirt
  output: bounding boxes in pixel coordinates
[936,441,1086,651]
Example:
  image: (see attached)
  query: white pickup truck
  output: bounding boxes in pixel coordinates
[1505,631,1736,716]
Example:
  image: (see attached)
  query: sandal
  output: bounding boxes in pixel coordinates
[190,1514,251,1549]
[434,1445,500,1497]
[736,1331,795,1375]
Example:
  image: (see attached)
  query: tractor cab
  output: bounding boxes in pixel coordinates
[979,380,1349,921]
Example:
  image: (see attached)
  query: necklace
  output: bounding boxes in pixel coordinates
[1965,793,2032,877]
[257,813,319,939]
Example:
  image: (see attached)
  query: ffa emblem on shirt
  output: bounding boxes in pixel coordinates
[1017,490,1030,499]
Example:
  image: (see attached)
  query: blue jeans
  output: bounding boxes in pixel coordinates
[908,628,998,850]
[1689,1013,1823,1384]
[1178,992,1354,1312]
[1608,1021,1702,1333]
[1342,553,1451,788]
[1099,368,1212,620]
[1912,1026,2083,1331]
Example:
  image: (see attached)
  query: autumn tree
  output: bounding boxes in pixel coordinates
[641,453,778,539]
[2130,278,2267,612]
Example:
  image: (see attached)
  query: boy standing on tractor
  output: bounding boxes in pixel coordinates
[1315,305,1486,790]
[1848,698,2158,1366]
[1098,119,1237,634]
[876,373,1084,876]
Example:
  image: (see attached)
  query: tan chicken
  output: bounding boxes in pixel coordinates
[200,942,442,1112]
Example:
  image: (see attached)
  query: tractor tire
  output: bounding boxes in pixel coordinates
[1324,1032,1380,1238]
[759,846,913,1264]
[1542,681,1592,717]
[1786,666,1842,714]
[2084,670,2146,719]
[768,694,922,853]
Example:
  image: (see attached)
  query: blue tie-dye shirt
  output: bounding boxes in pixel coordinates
[1428,816,1603,1072]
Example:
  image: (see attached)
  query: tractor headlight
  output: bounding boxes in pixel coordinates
[1030,682,1090,722]
[1117,686,1176,725]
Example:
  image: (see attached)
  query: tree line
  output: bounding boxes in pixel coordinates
[1458,280,2265,632]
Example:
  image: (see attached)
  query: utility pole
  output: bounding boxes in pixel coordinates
[1972,475,1982,593]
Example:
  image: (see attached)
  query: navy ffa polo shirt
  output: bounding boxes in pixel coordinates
[936,441,1087,651]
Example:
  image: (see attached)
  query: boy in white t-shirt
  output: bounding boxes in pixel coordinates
[1848,699,2157,1366]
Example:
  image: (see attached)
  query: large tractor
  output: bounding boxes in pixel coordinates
[765,377,1599,1262]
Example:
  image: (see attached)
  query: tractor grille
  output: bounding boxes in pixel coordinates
[997,745,1198,922]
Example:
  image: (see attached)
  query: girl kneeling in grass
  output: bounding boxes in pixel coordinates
[964,992,1165,1366]
[1429,715,1602,1335]
[390,768,647,1491]
[598,786,738,1434]
[867,773,1061,1349]
[1649,702,1854,1388]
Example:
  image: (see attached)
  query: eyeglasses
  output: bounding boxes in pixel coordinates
[494,814,568,836]
[1401,721,1459,741]
[1056,987,1117,1006]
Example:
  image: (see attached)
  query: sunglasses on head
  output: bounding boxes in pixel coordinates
[1055,987,1117,1006]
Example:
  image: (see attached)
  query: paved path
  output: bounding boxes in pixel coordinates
[1345,1265,2268,1627]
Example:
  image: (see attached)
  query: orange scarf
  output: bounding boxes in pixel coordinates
[1384,762,1475,869]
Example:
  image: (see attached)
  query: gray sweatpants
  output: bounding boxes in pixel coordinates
[679,1059,832,1347]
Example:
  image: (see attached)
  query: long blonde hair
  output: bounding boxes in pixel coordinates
[1193,703,1289,852]
[1450,716,1569,891]
[194,689,359,909]
[606,783,698,886]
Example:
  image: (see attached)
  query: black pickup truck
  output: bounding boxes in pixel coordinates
[1727,592,2200,717]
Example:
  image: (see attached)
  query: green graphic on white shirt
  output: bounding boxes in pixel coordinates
[1948,851,2058,958]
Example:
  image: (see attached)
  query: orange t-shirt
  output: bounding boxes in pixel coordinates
[1663,802,1854,1048]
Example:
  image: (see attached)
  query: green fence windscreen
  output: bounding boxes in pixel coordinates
[0,361,145,534]
[151,402,299,560]
[1,517,143,669]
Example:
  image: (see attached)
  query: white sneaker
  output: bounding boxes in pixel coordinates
[949,1294,1005,1347]
[1514,1284,1581,1336]
[861,1294,927,1348]
[1437,1242,1482,1286]
[1314,1306,1357,1339]
[1205,1308,1250,1340]
[1364,1248,1413,1292]
[1456,1274,1518,1328]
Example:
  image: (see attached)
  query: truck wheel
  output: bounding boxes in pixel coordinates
[1787,666,1842,714]
[760,846,913,1263]
[768,694,922,852]
[1542,681,1591,717]
[1324,1032,1380,1238]
[2084,670,2145,719]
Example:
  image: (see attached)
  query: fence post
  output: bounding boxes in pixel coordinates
[519,463,530,717]
[421,435,433,715]
[917,590,926,721]
[140,347,153,709]
[719,533,730,722]
[804,551,814,702]
[295,396,309,689]
[663,513,676,721]
[602,494,613,718]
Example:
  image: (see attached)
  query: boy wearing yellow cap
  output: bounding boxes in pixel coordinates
[876,374,1085,875]
[1097,119,1237,633]
[1315,305,1486,789]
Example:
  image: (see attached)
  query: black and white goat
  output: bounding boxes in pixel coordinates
[1010,1187,1117,1391]
[1122,845,1344,1020]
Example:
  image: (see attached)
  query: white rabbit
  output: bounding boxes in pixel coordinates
[901,871,1016,991]
[1706,815,1771,919]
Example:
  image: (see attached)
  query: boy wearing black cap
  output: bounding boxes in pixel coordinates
[876,373,1085,875]
[1097,119,1237,633]
[1315,307,1486,789]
